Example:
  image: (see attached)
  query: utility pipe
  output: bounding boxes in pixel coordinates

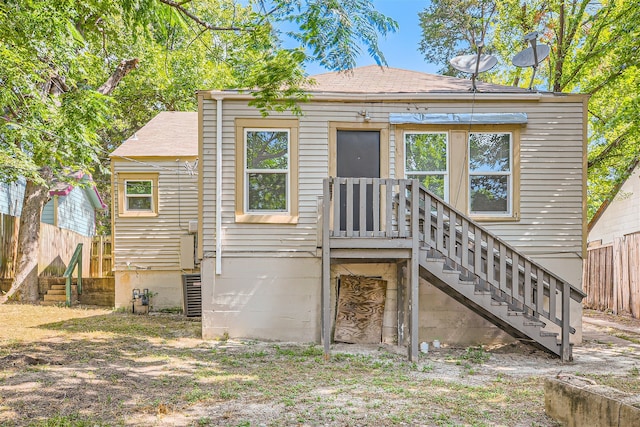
[215,96,223,275]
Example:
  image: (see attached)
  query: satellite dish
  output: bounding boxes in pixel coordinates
[450,43,498,92]
[512,32,550,90]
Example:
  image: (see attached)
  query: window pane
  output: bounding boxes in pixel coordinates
[246,131,288,169]
[248,173,287,211]
[405,133,447,172]
[469,133,510,172]
[126,181,152,195]
[127,196,152,211]
[408,174,445,199]
[470,176,508,213]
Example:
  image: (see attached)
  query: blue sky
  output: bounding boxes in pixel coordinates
[300,0,439,76]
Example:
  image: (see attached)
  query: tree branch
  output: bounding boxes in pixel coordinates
[158,0,250,31]
[97,58,139,95]
[588,130,631,168]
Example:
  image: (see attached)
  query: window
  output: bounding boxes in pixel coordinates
[245,129,289,212]
[469,132,512,216]
[125,180,153,211]
[399,126,519,220]
[117,173,158,217]
[405,132,448,200]
[235,119,299,223]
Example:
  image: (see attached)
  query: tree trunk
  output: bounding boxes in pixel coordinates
[1,167,52,304]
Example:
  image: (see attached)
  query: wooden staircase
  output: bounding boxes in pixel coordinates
[42,277,78,306]
[321,178,586,362]
[416,189,586,360]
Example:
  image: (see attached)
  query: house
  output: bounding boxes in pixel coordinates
[110,111,199,311]
[0,172,106,282]
[584,160,640,318]
[0,172,105,237]
[197,66,587,360]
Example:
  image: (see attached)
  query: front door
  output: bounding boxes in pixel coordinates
[336,130,380,231]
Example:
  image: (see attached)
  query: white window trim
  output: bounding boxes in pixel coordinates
[468,132,513,217]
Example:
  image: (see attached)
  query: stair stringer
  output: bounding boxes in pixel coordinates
[419,254,565,357]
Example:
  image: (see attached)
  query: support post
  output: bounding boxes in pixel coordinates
[409,180,420,361]
[397,261,407,345]
[561,281,571,362]
[321,180,332,360]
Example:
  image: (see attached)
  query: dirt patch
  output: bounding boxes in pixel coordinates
[0,305,638,426]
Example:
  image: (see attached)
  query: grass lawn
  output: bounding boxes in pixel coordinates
[0,305,639,426]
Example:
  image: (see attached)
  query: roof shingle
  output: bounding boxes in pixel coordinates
[305,65,527,94]
[110,111,197,158]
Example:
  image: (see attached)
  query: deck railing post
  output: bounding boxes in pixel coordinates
[409,180,420,361]
[561,281,571,362]
[321,179,332,359]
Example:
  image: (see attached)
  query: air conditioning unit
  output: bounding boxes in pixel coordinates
[182,274,202,317]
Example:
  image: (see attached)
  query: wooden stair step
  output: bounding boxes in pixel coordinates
[43,294,70,302]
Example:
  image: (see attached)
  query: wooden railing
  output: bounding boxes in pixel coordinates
[322,178,586,360]
[63,243,83,307]
[322,177,418,239]
[417,187,586,360]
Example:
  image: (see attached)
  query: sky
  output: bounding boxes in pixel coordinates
[300,0,439,76]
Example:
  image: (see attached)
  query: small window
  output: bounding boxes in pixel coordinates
[468,132,512,215]
[235,118,299,224]
[118,173,158,217]
[405,132,448,200]
[125,180,153,211]
[245,129,289,212]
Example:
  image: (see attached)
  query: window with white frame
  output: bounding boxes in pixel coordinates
[117,173,158,217]
[404,132,448,200]
[125,180,153,211]
[244,128,290,213]
[468,132,512,215]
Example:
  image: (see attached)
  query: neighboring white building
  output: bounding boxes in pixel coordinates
[588,161,640,244]
[110,111,199,310]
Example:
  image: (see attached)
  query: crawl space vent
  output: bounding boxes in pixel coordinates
[182,274,202,317]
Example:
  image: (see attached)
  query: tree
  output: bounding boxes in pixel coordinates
[0,0,396,303]
[418,0,640,219]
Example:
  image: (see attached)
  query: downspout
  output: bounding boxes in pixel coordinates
[215,96,223,275]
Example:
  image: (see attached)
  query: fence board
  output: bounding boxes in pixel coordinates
[583,232,640,319]
[0,214,19,279]
[0,214,107,279]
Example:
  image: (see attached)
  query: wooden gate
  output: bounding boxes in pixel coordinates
[90,235,113,277]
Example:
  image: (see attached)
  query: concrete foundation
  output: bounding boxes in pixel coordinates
[545,377,640,427]
[114,270,187,311]
[201,257,321,342]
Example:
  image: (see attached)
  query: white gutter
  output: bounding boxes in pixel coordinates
[201,90,551,102]
[215,96,223,275]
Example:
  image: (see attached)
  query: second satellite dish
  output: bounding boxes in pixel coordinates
[512,32,550,90]
[450,42,498,92]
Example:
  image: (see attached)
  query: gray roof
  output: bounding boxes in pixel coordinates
[304,65,528,94]
[111,111,198,158]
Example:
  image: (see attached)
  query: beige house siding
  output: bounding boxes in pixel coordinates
[112,157,199,308]
[201,97,585,268]
[200,94,585,345]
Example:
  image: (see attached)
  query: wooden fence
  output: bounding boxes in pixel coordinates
[583,232,640,319]
[90,235,113,277]
[0,214,19,279]
[0,213,110,279]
